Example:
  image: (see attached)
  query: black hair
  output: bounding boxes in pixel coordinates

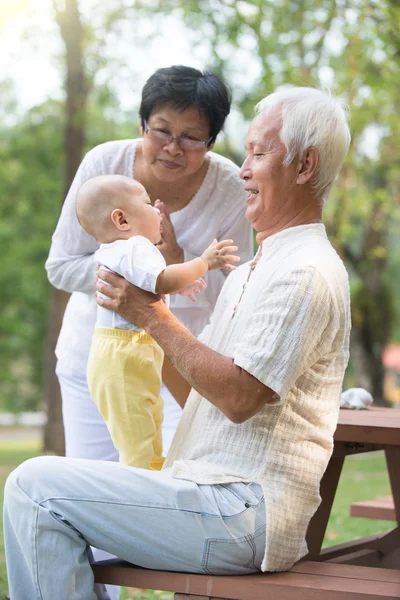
[139,65,232,146]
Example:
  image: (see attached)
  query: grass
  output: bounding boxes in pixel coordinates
[0,438,395,599]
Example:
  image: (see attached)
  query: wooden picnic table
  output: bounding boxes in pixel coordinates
[306,406,400,569]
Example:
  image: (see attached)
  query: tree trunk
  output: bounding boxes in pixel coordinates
[43,0,88,454]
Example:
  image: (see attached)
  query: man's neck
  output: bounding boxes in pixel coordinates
[256,202,322,246]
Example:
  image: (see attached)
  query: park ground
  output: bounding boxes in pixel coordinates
[0,430,395,599]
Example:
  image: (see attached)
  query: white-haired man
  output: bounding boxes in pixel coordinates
[4,87,351,600]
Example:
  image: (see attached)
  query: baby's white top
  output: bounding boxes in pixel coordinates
[95,235,168,331]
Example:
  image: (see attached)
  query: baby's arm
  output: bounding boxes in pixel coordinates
[156,239,239,295]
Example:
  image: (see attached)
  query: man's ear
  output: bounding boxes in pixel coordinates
[296,147,319,185]
[111,208,130,230]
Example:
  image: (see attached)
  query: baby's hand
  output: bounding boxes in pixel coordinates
[201,239,240,271]
[177,278,207,303]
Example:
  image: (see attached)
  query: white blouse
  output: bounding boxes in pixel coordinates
[45,139,253,373]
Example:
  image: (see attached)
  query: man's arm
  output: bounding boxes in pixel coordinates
[96,270,274,423]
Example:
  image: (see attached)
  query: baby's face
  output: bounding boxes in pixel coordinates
[123,183,162,244]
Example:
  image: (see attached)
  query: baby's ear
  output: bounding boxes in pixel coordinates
[111,208,130,230]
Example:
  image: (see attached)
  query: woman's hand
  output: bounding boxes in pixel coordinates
[155,200,184,265]
[96,269,167,330]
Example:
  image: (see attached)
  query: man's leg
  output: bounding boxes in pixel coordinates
[57,360,120,600]
[4,456,265,600]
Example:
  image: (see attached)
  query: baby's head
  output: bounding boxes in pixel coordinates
[76,175,162,244]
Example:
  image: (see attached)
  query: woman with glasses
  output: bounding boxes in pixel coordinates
[46,64,252,599]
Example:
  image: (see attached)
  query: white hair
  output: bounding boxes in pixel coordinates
[255,87,351,201]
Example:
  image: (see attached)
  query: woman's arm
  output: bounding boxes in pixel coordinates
[45,150,100,295]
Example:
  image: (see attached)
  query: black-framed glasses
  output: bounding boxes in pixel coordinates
[144,120,213,151]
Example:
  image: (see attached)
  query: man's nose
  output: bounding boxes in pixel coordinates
[239,158,252,180]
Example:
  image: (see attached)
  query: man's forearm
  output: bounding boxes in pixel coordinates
[147,306,272,423]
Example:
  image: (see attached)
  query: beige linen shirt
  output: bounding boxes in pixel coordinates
[164,224,351,572]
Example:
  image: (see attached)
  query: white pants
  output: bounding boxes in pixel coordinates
[56,360,183,600]
[4,457,266,600]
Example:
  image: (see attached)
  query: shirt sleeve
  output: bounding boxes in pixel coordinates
[116,238,167,294]
[44,148,101,295]
[234,266,339,404]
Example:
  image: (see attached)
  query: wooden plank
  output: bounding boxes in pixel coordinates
[385,446,400,525]
[175,595,212,600]
[335,408,400,445]
[292,560,400,582]
[350,496,396,521]
[92,560,400,599]
[306,455,345,558]
[317,532,388,561]
[327,549,383,567]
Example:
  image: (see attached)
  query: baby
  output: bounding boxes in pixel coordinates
[76,174,239,469]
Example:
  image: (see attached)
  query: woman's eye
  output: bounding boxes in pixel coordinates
[183,135,200,142]
[156,128,170,135]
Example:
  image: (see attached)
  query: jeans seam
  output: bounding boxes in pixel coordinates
[39,496,221,518]
[13,474,44,600]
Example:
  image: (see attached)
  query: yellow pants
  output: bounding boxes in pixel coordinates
[87,328,164,469]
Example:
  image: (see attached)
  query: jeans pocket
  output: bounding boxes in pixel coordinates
[201,524,266,575]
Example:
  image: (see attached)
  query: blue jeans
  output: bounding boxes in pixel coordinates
[4,456,266,600]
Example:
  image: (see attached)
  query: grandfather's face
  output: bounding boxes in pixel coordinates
[239,107,299,234]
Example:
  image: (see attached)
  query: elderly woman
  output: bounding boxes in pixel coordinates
[46,65,253,461]
[5,86,351,600]
[45,65,253,600]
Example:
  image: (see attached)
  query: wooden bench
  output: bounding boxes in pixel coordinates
[350,496,396,522]
[92,558,400,599]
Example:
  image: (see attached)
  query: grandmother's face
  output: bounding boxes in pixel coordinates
[239,108,300,234]
[141,105,213,183]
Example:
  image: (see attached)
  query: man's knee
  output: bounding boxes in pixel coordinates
[5,455,66,504]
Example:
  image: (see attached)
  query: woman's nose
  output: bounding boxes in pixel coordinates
[163,139,183,154]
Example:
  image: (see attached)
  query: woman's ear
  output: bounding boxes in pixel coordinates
[111,208,130,230]
[139,120,144,137]
[296,147,319,185]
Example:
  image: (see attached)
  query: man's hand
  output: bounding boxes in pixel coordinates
[96,269,167,330]
[154,200,184,265]
[201,239,240,271]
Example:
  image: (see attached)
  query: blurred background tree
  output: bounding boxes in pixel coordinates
[0,0,399,452]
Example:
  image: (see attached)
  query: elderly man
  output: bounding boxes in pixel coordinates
[4,86,351,600]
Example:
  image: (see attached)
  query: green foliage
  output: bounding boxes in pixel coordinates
[0,82,139,413]
[1,0,400,410]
